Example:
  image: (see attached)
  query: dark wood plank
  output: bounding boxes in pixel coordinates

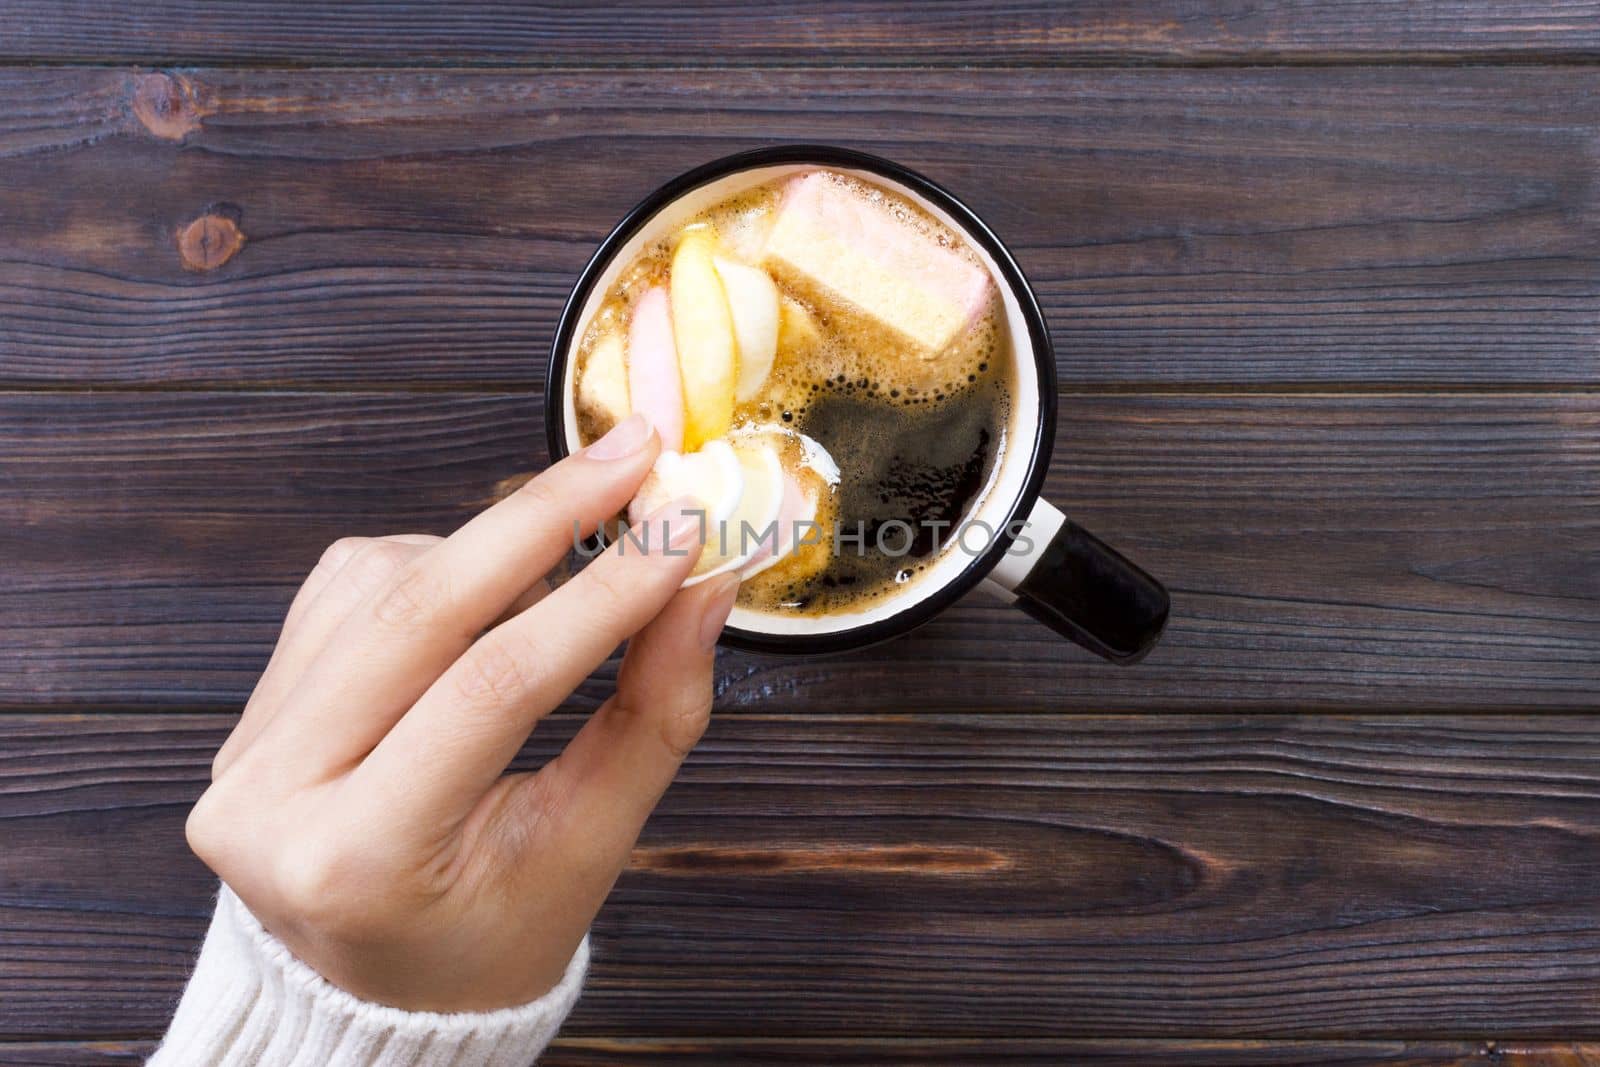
[3,391,1595,712]
[8,713,1600,1038]
[543,1041,1600,1066]
[8,1038,1600,1066]
[2,1,1597,65]
[4,67,1598,387]
[0,1043,149,1064]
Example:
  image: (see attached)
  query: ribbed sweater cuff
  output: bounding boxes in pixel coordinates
[149,886,588,1066]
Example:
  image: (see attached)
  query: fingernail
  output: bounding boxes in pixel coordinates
[698,573,741,651]
[585,413,651,460]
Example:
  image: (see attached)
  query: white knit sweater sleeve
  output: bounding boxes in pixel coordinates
[148,886,589,1067]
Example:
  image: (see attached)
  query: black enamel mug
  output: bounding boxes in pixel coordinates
[547,146,1169,662]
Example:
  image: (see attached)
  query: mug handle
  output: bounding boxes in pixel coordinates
[983,500,1170,664]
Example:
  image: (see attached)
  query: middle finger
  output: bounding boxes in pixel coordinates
[240,414,658,780]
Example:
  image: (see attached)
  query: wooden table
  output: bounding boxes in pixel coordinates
[3,4,1599,1063]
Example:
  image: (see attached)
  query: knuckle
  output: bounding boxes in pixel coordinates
[493,773,567,857]
[209,744,234,782]
[657,689,713,763]
[185,786,232,870]
[580,564,633,625]
[453,630,540,713]
[296,537,368,597]
[372,559,447,629]
[512,473,563,516]
[340,540,416,593]
[314,536,368,577]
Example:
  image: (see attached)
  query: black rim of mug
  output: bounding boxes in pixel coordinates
[545,145,1058,655]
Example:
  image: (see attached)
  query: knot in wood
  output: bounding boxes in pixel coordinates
[177,213,245,272]
[132,72,201,142]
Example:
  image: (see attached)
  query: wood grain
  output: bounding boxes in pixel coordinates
[0,1043,149,1064]
[541,1041,1600,1066]
[2,390,1595,711]
[1,1,1597,65]
[4,13,1598,1051]
[8,713,1600,1038]
[8,1038,1600,1066]
[3,67,1598,387]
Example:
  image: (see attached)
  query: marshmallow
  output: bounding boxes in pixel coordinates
[576,329,629,430]
[629,438,742,529]
[627,437,789,588]
[627,287,685,454]
[762,172,992,357]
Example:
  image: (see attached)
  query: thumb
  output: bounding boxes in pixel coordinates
[547,573,740,849]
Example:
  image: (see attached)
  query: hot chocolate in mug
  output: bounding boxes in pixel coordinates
[547,146,1169,663]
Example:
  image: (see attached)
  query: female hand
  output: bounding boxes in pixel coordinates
[185,413,737,1012]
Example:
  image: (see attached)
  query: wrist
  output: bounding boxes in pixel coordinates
[151,885,589,1067]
